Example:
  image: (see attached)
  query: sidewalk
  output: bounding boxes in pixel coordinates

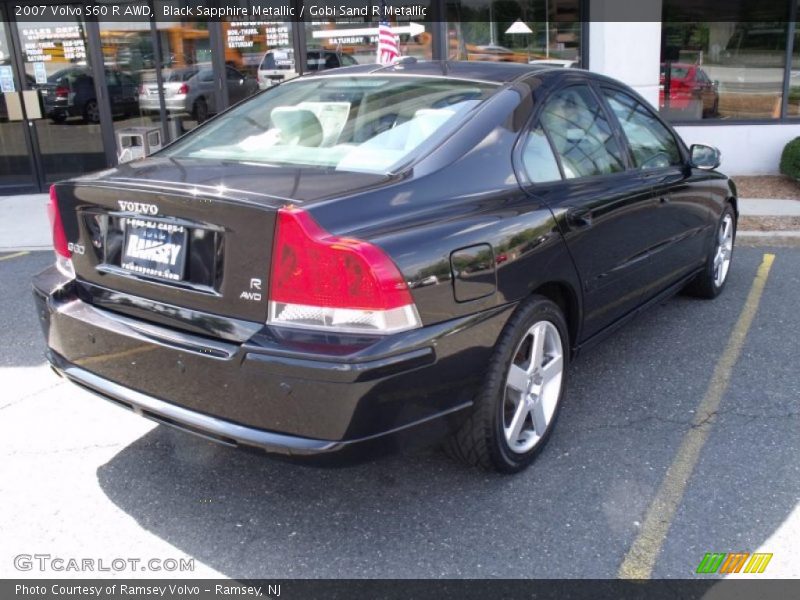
[1,193,799,253]
[0,193,49,252]
[737,197,800,244]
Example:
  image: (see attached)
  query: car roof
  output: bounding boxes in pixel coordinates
[308,60,561,84]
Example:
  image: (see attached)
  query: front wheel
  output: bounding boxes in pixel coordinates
[444,296,569,473]
[685,204,736,299]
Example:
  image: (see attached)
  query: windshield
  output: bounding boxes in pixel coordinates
[163,76,496,174]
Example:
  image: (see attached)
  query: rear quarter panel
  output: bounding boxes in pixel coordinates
[307,84,582,338]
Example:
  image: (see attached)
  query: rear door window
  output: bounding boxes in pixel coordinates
[602,88,682,169]
[520,126,562,183]
[539,85,626,179]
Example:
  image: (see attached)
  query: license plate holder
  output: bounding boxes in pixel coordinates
[121,218,188,282]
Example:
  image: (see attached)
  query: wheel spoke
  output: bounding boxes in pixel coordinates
[540,354,563,387]
[506,399,529,444]
[713,247,723,270]
[531,324,547,371]
[531,398,548,436]
[507,364,529,394]
[720,218,730,244]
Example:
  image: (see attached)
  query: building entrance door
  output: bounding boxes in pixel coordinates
[12,12,107,191]
[0,8,38,193]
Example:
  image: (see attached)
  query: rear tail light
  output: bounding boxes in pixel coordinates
[47,185,74,278]
[177,83,189,95]
[54,85,69,99]
[671,79,690,91]
[268,207,421,334]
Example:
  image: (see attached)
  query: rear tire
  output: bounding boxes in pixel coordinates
[444,296,569,473]
[192,98,209,123]
[685,204,736,299]
[82,99,100,124]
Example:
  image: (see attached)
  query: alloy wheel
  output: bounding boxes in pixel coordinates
[503,320,564,454]
[85,101,100,123]
[713,214,734,287]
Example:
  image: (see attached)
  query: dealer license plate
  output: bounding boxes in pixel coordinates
[121,218,188,281]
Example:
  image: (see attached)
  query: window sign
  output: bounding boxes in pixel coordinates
[19,26,86,64]
[0,65,14,92]
[265,23,290,47]
[33,61,47,84]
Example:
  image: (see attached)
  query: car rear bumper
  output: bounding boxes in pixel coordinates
[33,266,513,461]
[139,96,186,113]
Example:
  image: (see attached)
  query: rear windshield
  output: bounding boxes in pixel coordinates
[661,65,690,78]
[163,76,496,174]
[164,69,197,82]
[260,50,293,70]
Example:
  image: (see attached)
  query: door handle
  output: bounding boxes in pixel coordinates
[566,208,593,229]
[659,195,671,204]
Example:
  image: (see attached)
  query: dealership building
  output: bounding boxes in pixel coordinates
[0,0,798,194]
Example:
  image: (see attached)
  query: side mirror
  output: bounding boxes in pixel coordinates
[690,144,721,170]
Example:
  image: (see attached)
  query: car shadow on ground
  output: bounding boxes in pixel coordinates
[94,248,798,578]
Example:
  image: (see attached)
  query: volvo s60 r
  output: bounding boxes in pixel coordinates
[34,61,737,473]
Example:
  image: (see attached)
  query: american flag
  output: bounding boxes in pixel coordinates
[376,21,400,65]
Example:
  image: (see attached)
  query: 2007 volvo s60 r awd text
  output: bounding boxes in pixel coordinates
[33,61,737,473]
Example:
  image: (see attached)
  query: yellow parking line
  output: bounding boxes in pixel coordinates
[617,253,776,580]
[0,251,29,262]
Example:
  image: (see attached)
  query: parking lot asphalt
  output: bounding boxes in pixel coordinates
[0,246,797,579]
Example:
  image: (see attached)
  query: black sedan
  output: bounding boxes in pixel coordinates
[40,67,139,124]
[34,61,737,473]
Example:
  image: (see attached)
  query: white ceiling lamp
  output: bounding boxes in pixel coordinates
[505,20,533,35]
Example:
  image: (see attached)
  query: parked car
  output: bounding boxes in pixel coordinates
[39,67,139,124]
[35,62,737,473]
[257,47,358,89]
[659,62,719,118]
[529,59,578,68]
[468,44,528,63]
[138,64,258,122]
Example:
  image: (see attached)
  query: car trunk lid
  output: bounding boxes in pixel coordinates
[52,158,389,333]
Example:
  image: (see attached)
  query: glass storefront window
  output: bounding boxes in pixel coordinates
[660,5,789,121]
[222,19,293,93]
[0,17,37,190]
[15,17,107,183]
[152,2,215,135]
[787,2,800,117]
[305,1,433,72]
[98,19,163,161]
[446,0,582,67]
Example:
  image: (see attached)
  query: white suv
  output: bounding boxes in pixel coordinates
[257,48,358,89]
